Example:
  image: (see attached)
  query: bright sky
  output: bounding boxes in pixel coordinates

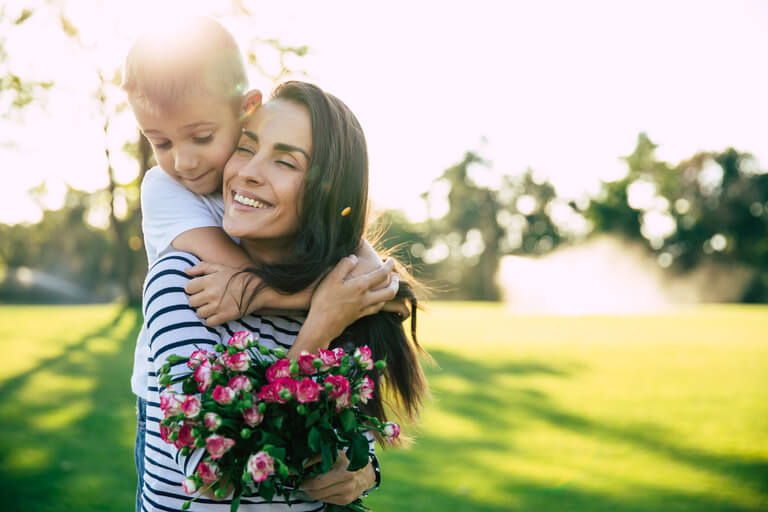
[1,0,766,225]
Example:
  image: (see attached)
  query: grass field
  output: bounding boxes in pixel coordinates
[0,303,766,511]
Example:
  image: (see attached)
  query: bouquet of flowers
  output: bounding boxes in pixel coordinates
[157,331,400,512]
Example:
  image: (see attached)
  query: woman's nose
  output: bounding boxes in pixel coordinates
[238,154,266,183]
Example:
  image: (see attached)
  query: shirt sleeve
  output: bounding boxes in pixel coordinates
[141,168,223,262]
[143,251,220,477]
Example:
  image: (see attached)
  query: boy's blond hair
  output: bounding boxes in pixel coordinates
[122,16,247,112]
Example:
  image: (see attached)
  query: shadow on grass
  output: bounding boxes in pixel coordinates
[367,348,768,512]
[0,306,142,512]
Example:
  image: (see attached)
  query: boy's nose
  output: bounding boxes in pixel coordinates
[174,150,199,172]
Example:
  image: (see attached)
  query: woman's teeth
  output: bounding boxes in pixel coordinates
[234,193,270,209]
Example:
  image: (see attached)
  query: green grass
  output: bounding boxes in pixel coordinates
[1,303,766,511]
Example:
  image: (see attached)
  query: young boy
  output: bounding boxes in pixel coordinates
[123,17,398,510]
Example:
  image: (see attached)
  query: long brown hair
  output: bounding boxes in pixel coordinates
[239,81,428,440]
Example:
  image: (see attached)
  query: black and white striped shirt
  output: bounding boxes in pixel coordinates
[140,252,379,512]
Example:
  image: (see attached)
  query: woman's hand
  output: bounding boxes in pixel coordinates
[300,451,375,505]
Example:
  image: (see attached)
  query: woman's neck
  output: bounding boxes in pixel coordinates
[239,238,295,265]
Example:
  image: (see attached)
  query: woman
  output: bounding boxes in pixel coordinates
[141,81,428,511]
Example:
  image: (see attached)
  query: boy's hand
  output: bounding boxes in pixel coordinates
[185,262,248,326]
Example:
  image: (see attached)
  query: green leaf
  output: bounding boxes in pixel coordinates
[308,427,321,453]
[265,445,286,461]
[273,415,284,430]
[346,433,370,472]
[321,442,334,473]
[182,378,197,395]
[305,409,321,428]
[340,409,356,432]
[258,476,275,502]
[230,494,241,512]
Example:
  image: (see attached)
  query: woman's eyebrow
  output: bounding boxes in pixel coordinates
[242,131,309,160]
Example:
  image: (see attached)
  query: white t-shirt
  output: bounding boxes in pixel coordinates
[131,166,234,397]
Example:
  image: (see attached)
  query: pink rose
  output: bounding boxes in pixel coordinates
[197,460,221,483]
[187,349,209,369]
[181,396,201,419]
[324,375,350,399]
[160,424,174,444]
[228,331,253,350]
[359,376,375,404]
[175,422,196,449]
[242,406,264,427]
[318,348,343,370]
[212,385,236,405]
[159,388,182,416]
[204,412,222,431]
[228,375,253,393]
[296,378,322,403]
[226,351,250,372]
[383,422,401,443]
[354,346,374,371]
[193,361,212,392]
[266,358,291,382]
[298,351,318,375]
[273,377,297,403]
[257,383,279,403]
[205,434,235,459]
[182,476,199,494]
[246,451,274,483]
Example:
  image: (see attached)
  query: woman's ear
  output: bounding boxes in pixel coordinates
[241,89,263,120]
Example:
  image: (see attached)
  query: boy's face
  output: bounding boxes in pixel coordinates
[132,94,241,195]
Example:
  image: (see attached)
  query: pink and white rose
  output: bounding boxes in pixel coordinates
[204,412,222,431]
[182,476,199,494]
[226,351,250,372]
[359,375,375,404]
[266,358,291,382]
[228,331,253,350]
[212,385,236,405]
[354,346,374,370]
[242,406,264,427]
[181,395,201,419]
[318,348,344,370]
[193,360,212,392]
[325,374,351,410]
[228,374,253,393]
[174,422,196,449]
[159,388,182,416]
[296,377,322,404]
[197,460,221,483]
[205,434,235,459]
[383,422,401,443]
[297,351,318,375]
[187,349,209,369]
[246,451,274,483]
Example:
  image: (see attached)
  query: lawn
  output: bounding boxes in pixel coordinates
[0,303,766,511]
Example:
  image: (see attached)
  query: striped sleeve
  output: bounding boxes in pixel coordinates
[143,251,216,478]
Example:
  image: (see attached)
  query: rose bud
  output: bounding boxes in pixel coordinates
[182,476,199,494]
[204,412,222,431]
[374,360,387,370]
[257,402,267,413]
[205,435,236,459]
[271,348,286,359]
[354,346,374,370]
[241,428,252,439]
[228,331,253,350]
[212,385,236,405]
[181,396,201,419]
[242,406,264,427]
[247,451,275,483]
[197,460,221,483]
[289,360,299,375]
[273,377,297,404]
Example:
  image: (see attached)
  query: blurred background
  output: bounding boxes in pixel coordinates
[1,1,766,511]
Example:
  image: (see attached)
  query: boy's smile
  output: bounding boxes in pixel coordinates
[131,94,242,196]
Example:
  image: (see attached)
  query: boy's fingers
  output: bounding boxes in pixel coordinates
[187,292,205,308]
[184,263,204,276]
[355,259,393,290]
[184,276,207,295]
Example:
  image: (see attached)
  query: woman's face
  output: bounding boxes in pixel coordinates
[222,98,311,250]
